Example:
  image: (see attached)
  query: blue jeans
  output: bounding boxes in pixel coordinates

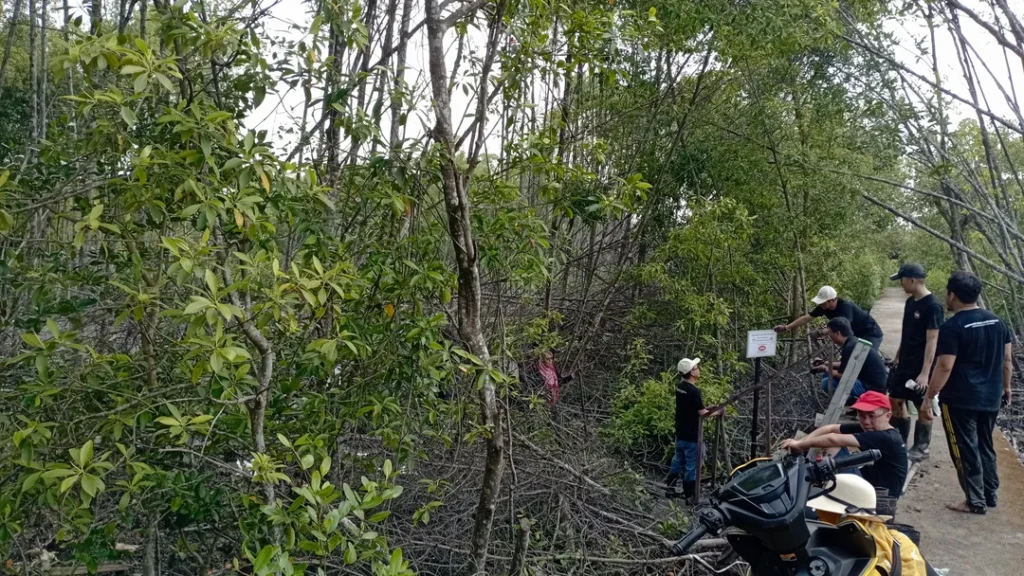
[669,440,700,482]
[820,375,866,403]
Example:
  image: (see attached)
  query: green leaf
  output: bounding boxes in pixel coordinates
[344,543,356,564]
[155,416,181,427]
[121,106,138,127]
[209,351,224,373]
[133,73,150,93]
[368,510,391,523]
[189,414,214,425]
[45,319,60,338]
[78,440,94,467]
[80,474,104,497]
[222,346,251,361]
[22,332,43,348]
[183,298,210,315]
[253,545,277,573]
[154,73,175,92]
[120,65,146,75]
[22,472,42,492]
[277,433,291,448]
[60,475,79,493]
[205,268,219,294]
[299,453,314,470]
[41,468,76,479]
[119,491,131,511]
[343,483,357,503]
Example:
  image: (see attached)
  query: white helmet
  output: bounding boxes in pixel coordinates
[807,474,888,519]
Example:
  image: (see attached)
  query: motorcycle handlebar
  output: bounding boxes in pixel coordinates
[670,451,881,556]
[671,524,708,555]
[831,449,881,471]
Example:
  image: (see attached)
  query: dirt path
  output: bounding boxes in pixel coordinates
[899,429,1024,575]
[869,287,903,360]
[872,288,1024,576]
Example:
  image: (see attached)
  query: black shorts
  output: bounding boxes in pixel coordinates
[888,371,924,405]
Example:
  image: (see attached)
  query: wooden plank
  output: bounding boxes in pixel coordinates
[810,339,872,457]
[903,462,920,495]
[820,338,872,425]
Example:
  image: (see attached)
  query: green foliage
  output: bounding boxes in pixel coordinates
[605,340,730,458]
[0,0,953,570]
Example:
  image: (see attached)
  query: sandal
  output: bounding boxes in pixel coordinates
[945,501,986,515]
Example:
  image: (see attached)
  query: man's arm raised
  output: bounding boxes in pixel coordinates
[775,314,813,333]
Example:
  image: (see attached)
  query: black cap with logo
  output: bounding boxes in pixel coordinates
[890,262,927,280]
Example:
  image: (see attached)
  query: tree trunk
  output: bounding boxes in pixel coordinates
[29,0,38,147]
[142,513,158,576]
[346,0,379,163]
[389,0,413,150]
[368,0,397,157]
[91,0,102,35]
[423,0,504,572]
[507,519,532,576]
[0,0,24,102]
[40,0,48,142]
[139,0,146,39]
[323,10,344,185]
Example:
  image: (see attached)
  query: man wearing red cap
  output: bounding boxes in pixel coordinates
[781,391,909,498]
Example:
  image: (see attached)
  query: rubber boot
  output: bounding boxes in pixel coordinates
[891,416,912,445]
[663,472,680,498]
[908,421,931,462]
[682,481,696,502]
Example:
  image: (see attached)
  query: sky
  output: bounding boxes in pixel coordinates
[883,1,1024,126]
[56,0,1024,152]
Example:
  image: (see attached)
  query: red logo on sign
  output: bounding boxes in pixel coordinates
[758,345,767,352]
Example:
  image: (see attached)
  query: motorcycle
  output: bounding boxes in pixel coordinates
[671,450,939,576]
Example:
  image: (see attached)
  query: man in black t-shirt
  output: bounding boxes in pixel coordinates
[889,263,945,461]
[782,391,908,498]
[812,317,888,402]
[666,357,721,500]
[775,285,884,349]
[921,272,1013,515]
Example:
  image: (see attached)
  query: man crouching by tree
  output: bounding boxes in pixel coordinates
[666,357,722,500]
[781,391,908,499]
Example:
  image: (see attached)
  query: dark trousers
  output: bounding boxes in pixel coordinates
[864,334,883,351]
[941,404,999,508]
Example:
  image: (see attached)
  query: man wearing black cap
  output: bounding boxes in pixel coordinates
[889,263,944,461]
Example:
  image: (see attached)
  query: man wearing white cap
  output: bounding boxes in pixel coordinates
[775,285,884,349]
[665,357,720,500]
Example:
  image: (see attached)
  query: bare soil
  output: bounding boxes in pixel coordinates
[898,427,1024,576]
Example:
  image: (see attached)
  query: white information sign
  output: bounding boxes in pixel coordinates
[746,330,777,359]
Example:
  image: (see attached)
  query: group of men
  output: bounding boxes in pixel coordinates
[669,265,1014,516]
